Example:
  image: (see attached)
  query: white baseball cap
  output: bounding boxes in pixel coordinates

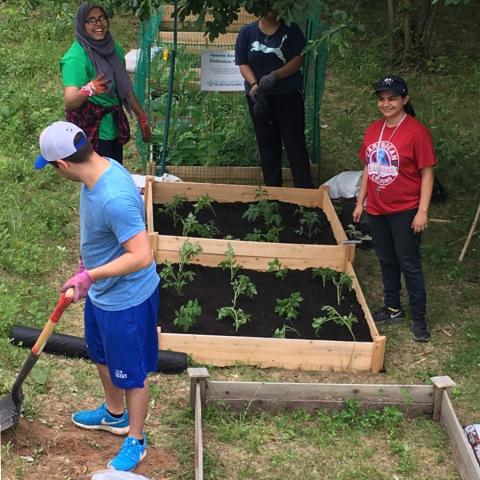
[35,121,88,169]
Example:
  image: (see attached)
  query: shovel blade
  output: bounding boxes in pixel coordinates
[0,390,23,432]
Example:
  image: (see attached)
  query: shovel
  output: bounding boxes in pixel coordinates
[0,289,73,432]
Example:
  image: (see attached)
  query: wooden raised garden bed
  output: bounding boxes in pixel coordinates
[144,178,354,260]
[149,234,385,373]
[189,370,480,480]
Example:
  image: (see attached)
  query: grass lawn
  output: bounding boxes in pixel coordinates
[0,1,479,479]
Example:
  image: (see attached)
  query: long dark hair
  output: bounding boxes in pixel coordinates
[403,99,416,117]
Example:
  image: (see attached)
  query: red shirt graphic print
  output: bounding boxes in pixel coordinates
[359,114,436,215]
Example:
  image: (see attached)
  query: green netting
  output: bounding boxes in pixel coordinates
[134,3,328,185]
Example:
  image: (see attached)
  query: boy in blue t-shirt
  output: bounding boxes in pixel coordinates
[34,121,159,473]
[235,13,313,188]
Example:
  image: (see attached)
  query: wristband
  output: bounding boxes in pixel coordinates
[80,82,96,97]
[250,82,258,88]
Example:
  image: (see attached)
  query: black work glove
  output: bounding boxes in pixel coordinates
[259,71,279,91]
[251,87,267,116]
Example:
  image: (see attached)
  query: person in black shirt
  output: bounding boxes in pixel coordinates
[235,12,314,188]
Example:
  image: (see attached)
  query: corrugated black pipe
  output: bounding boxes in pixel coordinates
[10,325,187,374]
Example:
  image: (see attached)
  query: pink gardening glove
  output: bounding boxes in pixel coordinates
[62,269,95,303]
[75,258,85,275]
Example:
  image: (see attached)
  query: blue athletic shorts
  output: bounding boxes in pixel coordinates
[84,286,159,389]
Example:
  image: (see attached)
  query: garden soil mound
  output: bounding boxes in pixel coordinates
[3,418,176,479]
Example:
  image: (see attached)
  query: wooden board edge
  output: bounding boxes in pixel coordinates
[440,393,480,480]
[158,331,376,372]
[145,175,154,234]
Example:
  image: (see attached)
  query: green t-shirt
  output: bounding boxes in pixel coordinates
[60,40,126,140]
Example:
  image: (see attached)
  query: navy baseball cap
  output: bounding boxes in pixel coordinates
[373,75,409,96]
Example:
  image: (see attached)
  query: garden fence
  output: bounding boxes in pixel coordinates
[134,2,328,185]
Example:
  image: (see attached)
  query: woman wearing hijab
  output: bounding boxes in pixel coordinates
[61,3,151,164]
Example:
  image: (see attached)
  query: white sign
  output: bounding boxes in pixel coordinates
[200,50,244,91]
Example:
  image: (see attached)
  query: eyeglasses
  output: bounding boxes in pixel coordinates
[85,14,108,25]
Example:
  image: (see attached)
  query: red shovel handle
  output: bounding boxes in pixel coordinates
[31,289,74,355]
[50,290,74,324]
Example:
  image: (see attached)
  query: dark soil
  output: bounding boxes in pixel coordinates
[154,201,337,245]
[158,265,372,342]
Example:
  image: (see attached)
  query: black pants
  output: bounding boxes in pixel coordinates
[98,139,124,165]
[246,90,314,188]
[368,209,426,322]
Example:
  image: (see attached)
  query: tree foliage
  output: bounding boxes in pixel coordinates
[386,0,473,63]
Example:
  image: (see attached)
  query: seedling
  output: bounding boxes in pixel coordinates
[174,299,202,332]
[218,243,240,281]
[295,207,321,239]
[312,267,337,288]
[181,212,219,238]
[232,274,257,303]
[273,323,299,338]
[275,292,303,321]
[242,199,282,228]
[217,306,251,332]
[217,244,257,332]
[193,194,215,216]
[244,225,281,243]
[312,305,358,340]
[332,272,353,305]
[159,194,187,227]
[268,258,288,279]
[161,240,202,295]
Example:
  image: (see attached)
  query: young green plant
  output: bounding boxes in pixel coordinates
[181,212,219,238]
[332,272,353,305]
[159,194,187,227]
[274,292,303,336]
[217,244,257,331]
[312,305,358,340]
[312,267,337,288]
[295,206,322,239]
[161,240,203,296]
[193,194,215,216]
[268,258,288,280]
[174,299,202,332]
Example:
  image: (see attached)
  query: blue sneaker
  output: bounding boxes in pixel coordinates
[71,403,129,435]
[107,434,147,471]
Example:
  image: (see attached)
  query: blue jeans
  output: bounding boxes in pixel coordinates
[368,209,426,322]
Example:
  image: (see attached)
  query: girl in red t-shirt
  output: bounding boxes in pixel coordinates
[353,75,435,342]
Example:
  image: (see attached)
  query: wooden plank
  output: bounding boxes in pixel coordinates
[152,181,324,206]
[320,186,349,245]
[158,332,375,371]
[346,263,379,340]
[432,376,456,421]
[204,381,433,416]
[145,176,154,234]
[206,381,434,404]
[195,382,203,480]
[440,393,480,480]
[154,234,347,271]
[166,165,318,187]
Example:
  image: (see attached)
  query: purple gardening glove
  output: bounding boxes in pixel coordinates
[62,269,95,303]
[259,71,279,91]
